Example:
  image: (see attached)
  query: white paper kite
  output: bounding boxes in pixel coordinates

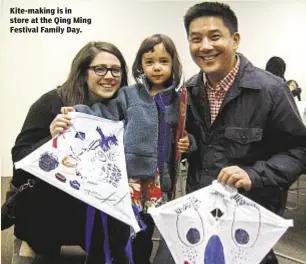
[149,181,293,264]
[15,112,140,233]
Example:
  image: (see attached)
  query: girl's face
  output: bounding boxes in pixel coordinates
[141,43,173,89]
[87,51,122,99]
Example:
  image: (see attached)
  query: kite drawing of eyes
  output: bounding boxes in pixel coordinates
[176,208,204,247]
[231,198,261,248]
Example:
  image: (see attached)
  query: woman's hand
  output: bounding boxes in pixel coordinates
[49,107,75,137]
[177,132,190,153]
[49,114,72,138]
[61,106,75,114]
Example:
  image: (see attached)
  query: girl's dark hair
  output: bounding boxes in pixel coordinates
[57,41,128,106]
[265,56,286,81]
[132,34,182,88]
[184,2,238,35]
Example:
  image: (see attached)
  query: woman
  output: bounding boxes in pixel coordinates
[10,41,129,264]
[287,79,302,101]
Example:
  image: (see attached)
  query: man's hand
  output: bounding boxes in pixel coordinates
[217,166,252,191]
[177,132,190,153]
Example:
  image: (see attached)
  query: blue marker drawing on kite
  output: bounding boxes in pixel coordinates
[175,192,261,263]
[204,235,225,264]
[96,126,118,151]
[70,180,81,190]
[186,228,201,245]
[176,204,204,247]
[235,229,250,245]
[75,131,86,140]
[85,127,118,153]
[231,194,261,248]
[102,163,122,188]
[39,152,59,172]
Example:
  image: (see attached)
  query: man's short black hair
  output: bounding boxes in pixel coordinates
[184,2,238,35]
[265,56,286,80]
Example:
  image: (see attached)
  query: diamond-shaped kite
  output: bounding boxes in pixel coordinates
[15,112,140,233]
[149,181,292,264]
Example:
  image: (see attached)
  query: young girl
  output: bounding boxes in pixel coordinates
[63,34,192,263]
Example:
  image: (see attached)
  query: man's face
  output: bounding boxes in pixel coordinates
[188,16,240,81]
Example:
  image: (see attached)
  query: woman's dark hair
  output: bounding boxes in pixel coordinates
[287,79,302,101]
[132,34,182,88]
[184,2,238,35]
[265,56,286,81]
[57,41,128,106]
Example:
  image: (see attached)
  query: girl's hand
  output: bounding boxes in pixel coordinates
[177,132,190,153]
[61,106,75,114]
[49,114,72,138]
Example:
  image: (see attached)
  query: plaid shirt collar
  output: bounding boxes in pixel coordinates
[203,55,240,96]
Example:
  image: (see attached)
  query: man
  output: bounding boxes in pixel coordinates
[265,56,286,81]
[153,2,306,264]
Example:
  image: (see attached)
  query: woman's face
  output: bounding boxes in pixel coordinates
[288,81,297,91]
[87,51,122,99]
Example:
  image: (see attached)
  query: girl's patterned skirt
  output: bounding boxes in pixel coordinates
[129,171,166,213]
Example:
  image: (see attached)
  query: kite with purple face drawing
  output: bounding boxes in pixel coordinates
[149,181,292,264]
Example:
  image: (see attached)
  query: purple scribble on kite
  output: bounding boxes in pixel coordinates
[186,228,201,244]
[204,235,225,264]
[103,163,122,188]
[235,229,250,245]
[96,126,118,151]
[75,131,85,140]
[39,152,59,172]
[70,180,81,190]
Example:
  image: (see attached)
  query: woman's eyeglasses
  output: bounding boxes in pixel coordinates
[88,65,122,77]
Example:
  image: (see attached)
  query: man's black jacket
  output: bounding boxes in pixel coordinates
[185,53,306,214]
